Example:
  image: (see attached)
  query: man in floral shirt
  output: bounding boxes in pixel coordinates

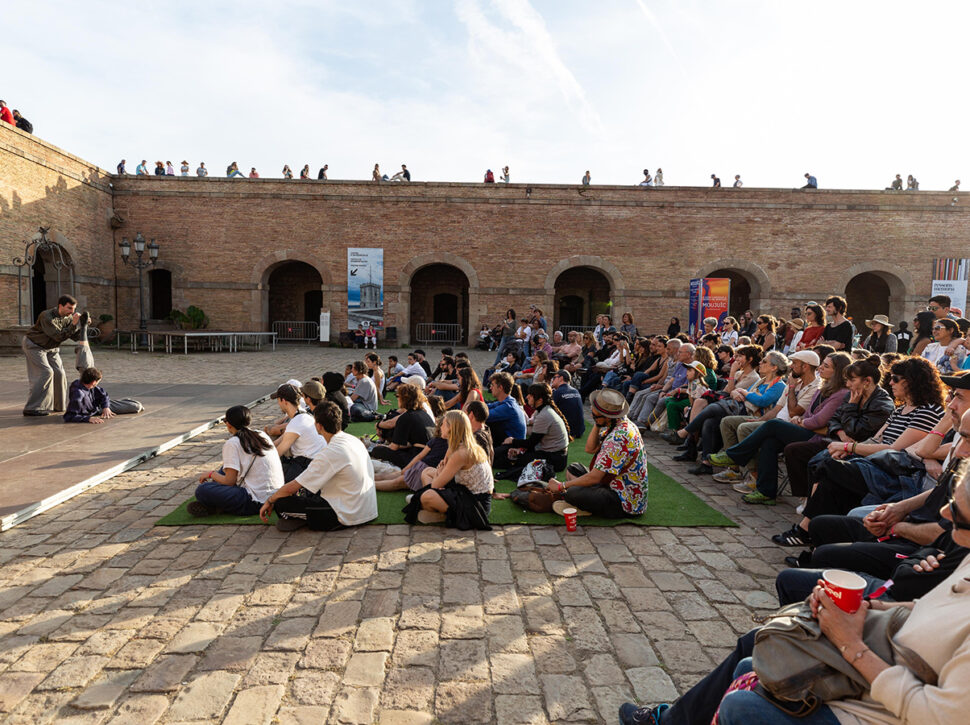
[546,388,648,518]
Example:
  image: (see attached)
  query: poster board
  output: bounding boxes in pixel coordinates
[347,248,384,329]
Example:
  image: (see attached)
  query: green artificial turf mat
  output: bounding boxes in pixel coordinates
[155,394,735,528]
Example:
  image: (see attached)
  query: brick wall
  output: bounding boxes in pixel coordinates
[4,126,970,345]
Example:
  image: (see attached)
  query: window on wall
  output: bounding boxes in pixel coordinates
[149,269,173,320]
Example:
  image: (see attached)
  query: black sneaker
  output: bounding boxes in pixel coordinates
[276,517,307,532]
[687,463,713,475]
[784,550,813,568]
[186,501,215,517]
[672,451,696,462]
[772,525,811,547]
[619,702,669,725]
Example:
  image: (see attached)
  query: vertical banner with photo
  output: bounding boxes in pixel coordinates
[688,277,731,340]
[932,258,969,315]
[347,248,384,328]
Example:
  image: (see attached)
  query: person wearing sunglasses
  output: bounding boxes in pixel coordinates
[927,294,953,320]
[921,317,968,374]
[772,357,946,548]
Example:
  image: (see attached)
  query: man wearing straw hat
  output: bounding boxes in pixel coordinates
[545,388,647,519]
[862,314,898,354]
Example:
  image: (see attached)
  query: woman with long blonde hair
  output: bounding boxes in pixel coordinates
[404,410,494,528]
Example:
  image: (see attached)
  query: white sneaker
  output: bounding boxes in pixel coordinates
[732,480,756,493]
[795,500,806,515]
[405,494,414,504]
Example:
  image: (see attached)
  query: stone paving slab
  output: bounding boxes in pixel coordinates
[0,346,801,723]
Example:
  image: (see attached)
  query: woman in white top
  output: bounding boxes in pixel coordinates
[190,405,283,517]
[273,383,326,481]
[720,317,739,347]
[922,317,967,374]
[408,410,494,528]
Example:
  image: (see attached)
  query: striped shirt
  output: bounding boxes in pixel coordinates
[880,404,944,445]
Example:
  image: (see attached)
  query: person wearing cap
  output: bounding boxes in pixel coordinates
[180,161,189,176]
[272,384,327,481]
[191,405,283,517]
[545,388,647,519]
[862,315,898,354]
[550,369,585,439]
[710,351,847,502]
[264,378,309,438]
[261,401,377,532]
[784,317,805,353]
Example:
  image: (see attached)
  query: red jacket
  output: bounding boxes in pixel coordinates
[0,107,15,126]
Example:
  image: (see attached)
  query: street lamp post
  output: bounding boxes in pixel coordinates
[119,232,159,331]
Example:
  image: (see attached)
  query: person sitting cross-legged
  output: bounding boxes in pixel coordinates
[545,388,648,519]
[403,410,494,529]
[191,405,283,517]
[348,361,380,421]
[261,401,378,532]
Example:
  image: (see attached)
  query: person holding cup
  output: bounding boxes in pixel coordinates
[545,388,647,519]
[619,447,970,725]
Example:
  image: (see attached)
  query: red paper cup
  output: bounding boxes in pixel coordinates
[822,569,866,613]
[562,507,578,532]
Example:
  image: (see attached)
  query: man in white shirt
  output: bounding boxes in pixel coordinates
[261,401,378,532]
[271,384,326,481]
[386,353,427,392]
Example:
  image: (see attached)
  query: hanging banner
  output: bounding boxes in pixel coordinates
[932,258,969,316]
[347,248,384,329]
[688,277,731,340]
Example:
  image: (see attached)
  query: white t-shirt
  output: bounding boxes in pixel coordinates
[284,413,327,458]
[353,376,378,411]
[222,432,284,504]
[296,432,378,526]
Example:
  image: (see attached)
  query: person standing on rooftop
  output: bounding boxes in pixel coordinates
[711,173,721,188]
[582,170,591,185]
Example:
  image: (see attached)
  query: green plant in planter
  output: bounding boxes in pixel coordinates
[168,306,209,330]
[99,313,114,323]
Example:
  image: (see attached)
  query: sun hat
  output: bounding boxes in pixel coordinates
[789,318,805,330]
[402,375,426,389]
[789,350,821,366]
[686,361,707,376]
[866,315,894,329]
[588,388,630,419]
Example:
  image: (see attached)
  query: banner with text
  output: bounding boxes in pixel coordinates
[688,278,731,340]
[932,258,969,316]
[348,248,384,329]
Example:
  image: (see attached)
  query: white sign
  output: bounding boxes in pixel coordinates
[931,279,968,315]
[319,311,331,342]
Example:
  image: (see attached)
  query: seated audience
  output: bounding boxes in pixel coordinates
[365,353,388,406]
[374,415,448,492]
[191,405,283,517]
[349,361,380,421]
[863,314,898,353]
[922,317,968,373]
[619,457,970,725]
[486,372,528,441]
[321,372,351,430]
[495,383,570,478]
[465,400,494,464]
[545,388,647,519]
[619,311,638,339]
[773,356,946,547]
[371,382,434,468]
[821,295,854,350]
[550,369,585,440]
[403,410,494,529]
[751,314,777,351]
[261,402,377,531]
[272,383,327,481]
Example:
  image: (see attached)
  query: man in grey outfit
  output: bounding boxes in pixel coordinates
[22,294,88,416]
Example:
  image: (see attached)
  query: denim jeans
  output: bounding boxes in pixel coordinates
[194,480,261,515]
[715,658,840,725]
[774,567,884,606]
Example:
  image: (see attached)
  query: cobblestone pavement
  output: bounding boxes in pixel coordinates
[0,346,797,723]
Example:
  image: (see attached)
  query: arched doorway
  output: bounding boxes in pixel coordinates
[409,264,469,344]
[149,269,173,320]
[28,244,75,322]
[554,266,611,331]
[267,261,324,326]
[845,272,891,330]
[706,269,751,317]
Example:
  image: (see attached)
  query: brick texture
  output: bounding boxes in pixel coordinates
[3,125,969,342]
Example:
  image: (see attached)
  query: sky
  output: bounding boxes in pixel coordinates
[6,0,969,188]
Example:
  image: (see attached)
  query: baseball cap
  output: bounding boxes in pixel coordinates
[941,371,970,390]
[789,350,820,366]
[552,369,571,384]
[271,383,300,403]
[300,380,325,400]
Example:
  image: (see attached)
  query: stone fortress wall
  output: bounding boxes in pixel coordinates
[3,125,967,344]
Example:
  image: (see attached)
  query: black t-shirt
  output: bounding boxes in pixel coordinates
[403,169,411,181]
[823,320,854,349]
[474,427,494,465]
[553,384,585,439]
[325,391,350,430]
[419,360,433,377]
[392,409,434,448]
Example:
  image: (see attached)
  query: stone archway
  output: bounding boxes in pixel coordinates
[693,260,771,315]
[553,267,612,330]
[397,252,480,345]
[839,264,911,327]
[252,250,333,332]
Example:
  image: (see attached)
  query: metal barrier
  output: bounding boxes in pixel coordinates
[415,323,464,344]
[272,320,320,343]
[559,325,596,337]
